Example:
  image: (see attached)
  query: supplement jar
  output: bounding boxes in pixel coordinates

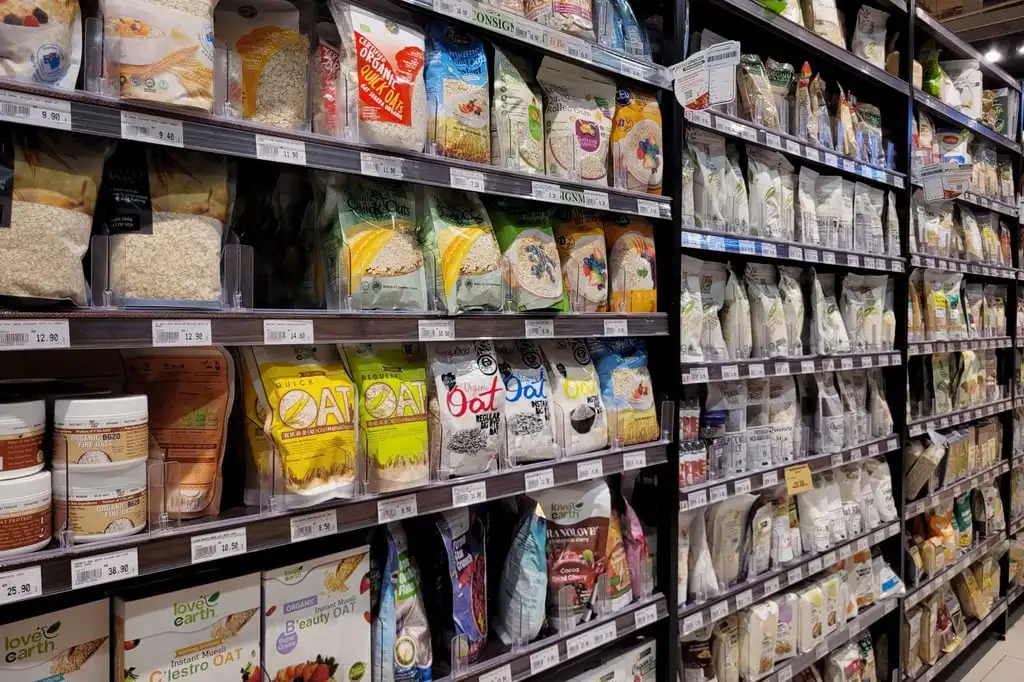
[53,395,148,468]
[53,460,147,543]
[0,399,45,480]
[0,470,51,558]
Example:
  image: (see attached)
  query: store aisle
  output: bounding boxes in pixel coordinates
[964,615,1024,682]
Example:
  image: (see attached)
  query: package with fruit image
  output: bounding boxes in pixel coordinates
[115,574,260,682]
[262,546,371,682]
[0,600,109,681]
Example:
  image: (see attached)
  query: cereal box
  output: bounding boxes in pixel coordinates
[1,600,110,681]
[262,546,371,682]
[115,574,260,682]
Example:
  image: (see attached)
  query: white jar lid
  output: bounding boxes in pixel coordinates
[0,469,51,500]
[52,458,147,498]
[54,395,148,427]
[0,400,45,436]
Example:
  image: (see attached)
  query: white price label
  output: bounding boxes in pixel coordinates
[849,448,863,461]
[739,240,756,255]
[843,159,856,172]
[637,199,661,217]
[748,363,765,377]
[736,589,753,609]
[684,107,712,128]
[532,181,561,202]
[831,454,844,467]
[290,509,338,542]
[525,319,554,338]
[861,355,873,368]
[623,451,647,471]
[847,254,860,266]
[762,243,778,259]
[721,365,739,379]
[775,362,790,375]
[634,604,659,629]
[868,444,880,456]
[787,568,803,584]
[823,251,836,264]
[152,320,211,347]
[763,470,778,486]
[855,538,869,553]
[709,600,730,623]
[778,665,793,682]
[764,577,780,595]
[887,438,898,451]
[591,622,617,647]
[71,549,139,589]
[0,91,71,130]
[805,248,819,262]
[789,246,803,260]
[479,665,512,682]
[0,319,69,350]
[815,642,829,659]
[121,112,183,147]
[530,646,560,675]
[377,494,418,523]
[604,319,628,336]
[682,612,704,634]
[687,489,708,509]
[524,468,555,492]
[801,360,815,373]
[449,167,486,192]
[436,0,472,20]
[686,367,709,383]
[255,134,306,165]
[584,190,610,210]
[735,478,752,494]
[878,355,889,366]
[452,481,487,507]
[418,319,455,341]
[765,132,781,149]
[191,527,246,564]
[808,558,823,573]
[0,566,42,604]
[823,551,837,566]
[873,530,886,544]
[263,319,314,345]
[565,631,593,659]
[841,357,854,370]
[839,544,852,560]
[822,359,834,371]
[577,459,603,480]
[360,152,404,179]
[824,153,838,167]
[709,485,727,502]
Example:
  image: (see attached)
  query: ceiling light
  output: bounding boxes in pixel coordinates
[985,48,1003,62]
[1017,43,1024,54]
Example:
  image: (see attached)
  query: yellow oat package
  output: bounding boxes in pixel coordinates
[604,215,657,313]
[554,208,608,313]
[242,345,358,508]
[342,343,430,493]
[611,87,663,195]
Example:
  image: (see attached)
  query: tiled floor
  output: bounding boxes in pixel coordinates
[964,612,1024,682]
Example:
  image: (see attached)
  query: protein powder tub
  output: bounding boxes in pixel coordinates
[53,395,148,468]
[0,470,51,558]
[53,460,147,543]
[0,400,45,480]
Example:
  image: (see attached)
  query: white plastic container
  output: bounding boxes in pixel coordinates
[53,395,148,469]
[0,399,45,480]
[0,470,51,558]
[53,460,147,543]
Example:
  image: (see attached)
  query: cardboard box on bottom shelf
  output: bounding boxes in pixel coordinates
[566,640,657,682]
[115,574,261,682]
[0,600,110,681]
[262,546,372,682]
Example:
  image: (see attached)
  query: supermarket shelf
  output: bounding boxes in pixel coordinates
[450,594,668,682]
[679,521,900,627]
[1012,451,1024,469]
[397,0,668,87]
[680,226,905,273]
[679,435,901,511]
[683,108,906,190]
[913,89,1020,153]
[913,599,1008,682]
[904,460,1009,518]
[959,192,1019,219]
[0,311,668,351]
[680,352,901,384]
[907,398,1012,437]
[1010,514,1024,536]
[904,534,1009,608]
[0,441,668,601]
[908,253,1016,279]
[705,0,908,93]
[758,600,898,682]
[908,337,1014,356]
[1009,584,1024,606]
[914,7,1020,91]
[1017,397,1024,409]
[0,80,672,220]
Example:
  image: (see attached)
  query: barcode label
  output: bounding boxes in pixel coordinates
[191,528,246,564]
[577,459,603,480]
[634,603,658,629]
[437,0,473,20]
[418,319,454,341]
[637,199,661,217]
[450,167,486,191]
[255,134,306,165]
[0,320,69,350]
[762,470,778,486]
[360,152,404,179]
[525,319,554,338]
[121,112,183,147]
[530,646,560,674]
[290,509,338,542]
[0,566,42,605]
[623,451,646,470]
[524,468,554,492]
[71,549,139,589]
[604,320,628,336]
[152,320,211,347]
[0,92,71,130]
[584,190,609,210]
[452,481,487,507]
[0,102,29,118]
[736,589,753,608]
[263,319,314,345]
[378,494,417,524]
[531,181,560,202]
[479,665,512,682]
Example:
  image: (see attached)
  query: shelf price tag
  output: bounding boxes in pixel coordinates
[71,549,139,589]
[682,612,704,634]
[449,167,486,192]
[532,181,561,202]
[435,0,473,21]
[290,509,338,542]
[748,363,765,377]
[479,665,513,682]
[524,468,555,492]
[636,199,661,217]
[152,320,211,347]
[787,568,803,584]
[255,134,306,165]
[0,319,70,350]
[762,470,778,486]
[525,319,554,338]
[530,646,560,675]
[360,152,404,179]
[0,91,72,130]
[785,139,802,155]
[623,451,647,471]
[763,577,780,595]
[687,489,708,509]
[765,132,781,150]
[121,112,183,147]
[634,604,659,629]
[378,494,417,524]
[603,319,629,336]
[784,464,813,495]
[735,478,752,494]
[418,319,454,341]
[452,481,487,507]
[583,190,610,210]
[577,459,603,481]
[0,566,42,604]
[736,589,753,609]
[808,558,823,573]
[709,600,729,623]
[777,666,793,682]
[721,365,739,379]
[709,485,727,502]
[263,319,314,345]
[191,527,246,564]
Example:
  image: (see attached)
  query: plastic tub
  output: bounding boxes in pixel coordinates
[0,470,51,558]
[53,460,147,543]
[0,399,45,480]
[53,395,148,469]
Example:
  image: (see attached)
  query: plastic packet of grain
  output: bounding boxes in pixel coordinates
[554,208,609,312]
[0,0,82,89]
[490,198,566,312]
[587,338,659,446]
[424,21,490,164]
[604,215,657,312]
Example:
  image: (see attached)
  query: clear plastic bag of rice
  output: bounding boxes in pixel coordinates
[723,265,753,359]
[811,270,851,354]
[495,340,557,462]
[329,0,427,151]
[588,338,659,446]
[681,255,705,363]
[540,339,608,456]
[778,266,805,356]
[554,208,608,312]
[492,47,544,174]
[0,129,108,305]
[745,263,790,358]
[701,260,729,361]
[428,341,504,478]
[0,0,82,89]
[840,274,887,352]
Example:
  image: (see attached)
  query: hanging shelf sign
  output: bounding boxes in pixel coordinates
[670,41,740,109]
[920,163,973,202]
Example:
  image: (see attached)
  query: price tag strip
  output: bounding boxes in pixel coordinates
[71,549,139,589]
[263,319,314,345]
[0,319,70,350]
[191,527,247,564]
[0,565,42,604]
[152,320,212,347]
[290,509,338,542]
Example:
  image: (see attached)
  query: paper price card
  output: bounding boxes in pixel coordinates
[670,40,740,108]
[264,319,314,345]
[452,481,487,507]
[378,494,417,523]
[784,464,813,495]
[479,665,512,682]
[152,320,211,347]
[525,319,554,338]
[0,566,42,604]
[524,468,554,492]
[71,549,139,589]
[191,527,247,564]
[530,646,560,674]
[634,604,658,629]
[121,112,183,147]
[0,91,71,130]
[255,134,306,165]
[290,509,338,542]
[0,319,69,350]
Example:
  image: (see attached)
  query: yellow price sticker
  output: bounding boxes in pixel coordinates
[784,464,813,495]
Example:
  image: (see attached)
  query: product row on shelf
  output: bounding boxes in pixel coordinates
[910,195,1017,270]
